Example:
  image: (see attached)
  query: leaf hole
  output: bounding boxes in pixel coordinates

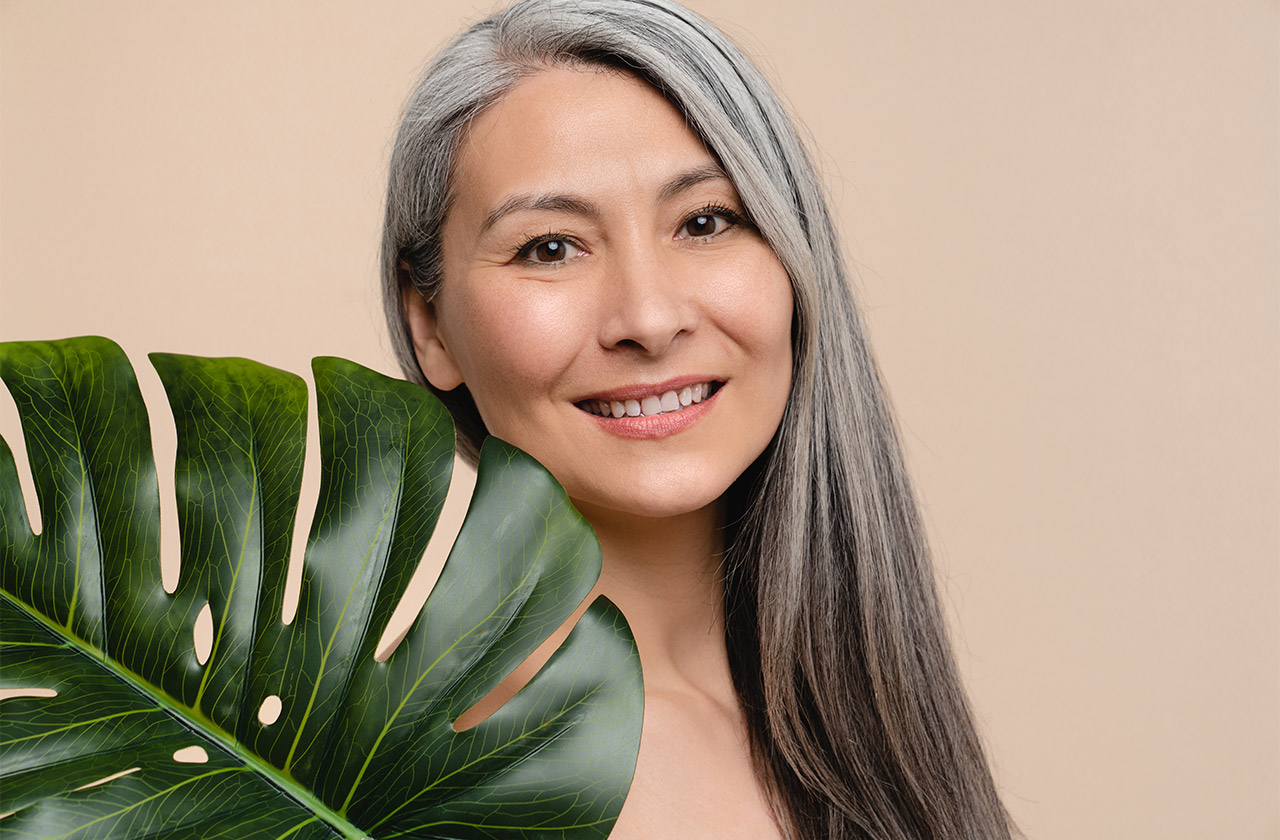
[72,767,140,791]
[172,745,208,764]
[0,389,42,536]
[258,694,282,725]
[0,688,57,700]
[139,358,182,594]
[194,603,213,665]
[375,457,476,661]
[282,377,321,626]
[451,588,597,732]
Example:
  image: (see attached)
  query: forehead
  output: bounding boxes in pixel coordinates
[450,65,719,207]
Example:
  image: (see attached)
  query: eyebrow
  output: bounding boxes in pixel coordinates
[478,162,733,235]
[480,193,600,235]
[657,162,731,203]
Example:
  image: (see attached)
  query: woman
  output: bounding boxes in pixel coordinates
[382,0,1015,837]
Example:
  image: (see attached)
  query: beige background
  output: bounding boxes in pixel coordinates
[2,1,1276,837]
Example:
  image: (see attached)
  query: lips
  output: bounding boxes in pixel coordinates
[572,377,724,439]
[570,381,721,443]
[576,381,718,418]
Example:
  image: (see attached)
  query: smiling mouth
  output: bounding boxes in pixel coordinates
[575,382,722,418]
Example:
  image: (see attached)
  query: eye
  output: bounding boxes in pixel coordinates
[683,214,726,238]
[514,235,582,265]
[677,204,745,240]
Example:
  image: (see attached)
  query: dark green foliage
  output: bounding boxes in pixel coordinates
[0,337,642,839]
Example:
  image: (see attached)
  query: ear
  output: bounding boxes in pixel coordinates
[402,284,465,391]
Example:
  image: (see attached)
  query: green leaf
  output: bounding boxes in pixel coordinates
[0,336,642,839]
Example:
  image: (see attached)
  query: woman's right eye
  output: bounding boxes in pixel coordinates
[514,236,582,265]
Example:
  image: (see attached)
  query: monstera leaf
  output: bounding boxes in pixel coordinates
[0,336,642,839]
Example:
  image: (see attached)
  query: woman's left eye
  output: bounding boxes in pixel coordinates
[678,209,739,240]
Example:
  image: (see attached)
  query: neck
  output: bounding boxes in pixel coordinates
[572,498,731,697]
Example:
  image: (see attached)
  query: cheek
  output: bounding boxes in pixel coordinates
[758,274,796,361]
[706,251,795,371]
[442,280,587,419]
[750,276,796,419]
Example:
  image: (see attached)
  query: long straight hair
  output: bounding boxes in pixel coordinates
[382,1,1015,836]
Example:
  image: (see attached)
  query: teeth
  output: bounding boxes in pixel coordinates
[581,383,716,418]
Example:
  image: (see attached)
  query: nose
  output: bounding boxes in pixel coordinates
[597,244,697,355]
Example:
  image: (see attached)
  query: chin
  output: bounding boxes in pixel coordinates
[564,467,733,524]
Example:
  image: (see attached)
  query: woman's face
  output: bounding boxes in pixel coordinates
[406,65,793,524]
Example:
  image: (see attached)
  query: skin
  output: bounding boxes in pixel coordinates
[403,65,792,838]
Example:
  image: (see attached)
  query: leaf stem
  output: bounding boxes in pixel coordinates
[0,586,370,840]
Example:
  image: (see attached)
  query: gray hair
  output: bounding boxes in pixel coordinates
[381,1,1014,837]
